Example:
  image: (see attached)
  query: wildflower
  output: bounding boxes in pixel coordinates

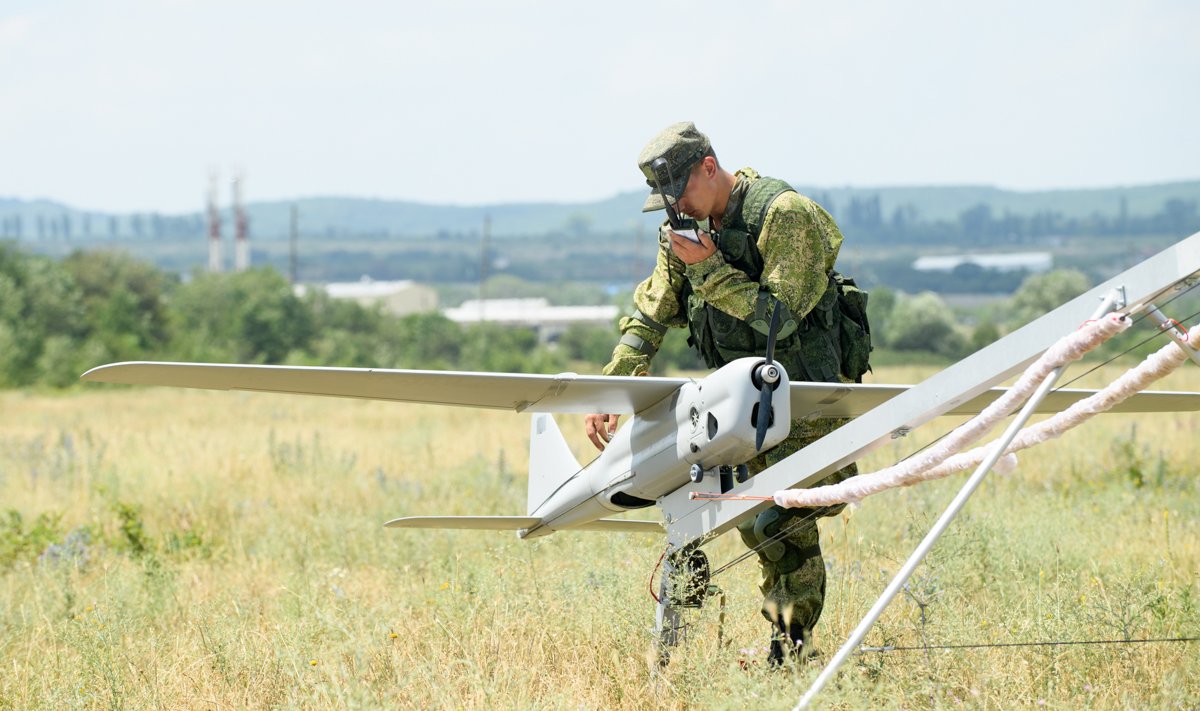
[39,528,92,570]
[389,632,398,639]
[439,581,450,591]
[310,660,318,666]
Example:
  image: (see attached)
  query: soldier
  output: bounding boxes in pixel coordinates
[585,121,869,665]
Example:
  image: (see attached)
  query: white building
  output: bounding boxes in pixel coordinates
[444,298,619,342]
[912,252,1053,273]
[295,277,438,315]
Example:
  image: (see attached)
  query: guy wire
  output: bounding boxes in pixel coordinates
[709,507,826,578]
[858,635,1200,653]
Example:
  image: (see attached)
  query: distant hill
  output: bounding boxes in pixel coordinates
[794,181,1200,223]
[2,179,1198,241]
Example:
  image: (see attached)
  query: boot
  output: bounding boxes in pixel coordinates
[766,618,810,667]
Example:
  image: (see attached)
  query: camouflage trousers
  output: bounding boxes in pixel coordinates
[736,416,857,642]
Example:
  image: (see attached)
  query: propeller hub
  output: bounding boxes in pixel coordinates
[758,363,780,385]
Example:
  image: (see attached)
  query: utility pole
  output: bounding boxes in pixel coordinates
[207,171,222,273]
[233,171,249,271]
[479,213,491,322]
[289,204,299,285]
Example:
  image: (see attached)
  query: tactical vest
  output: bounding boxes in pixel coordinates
[682,177,872,384]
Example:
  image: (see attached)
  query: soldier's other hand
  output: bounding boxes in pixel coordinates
[669,229,717,265]
[585,413,621,450]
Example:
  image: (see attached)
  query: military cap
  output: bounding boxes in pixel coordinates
[637,121,711,213]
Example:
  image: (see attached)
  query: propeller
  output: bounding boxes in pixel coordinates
[754,301,784,451]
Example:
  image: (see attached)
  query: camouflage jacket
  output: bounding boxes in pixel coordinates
[603,168,845,377]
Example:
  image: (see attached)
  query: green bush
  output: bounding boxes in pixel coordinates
[884,291,969,359]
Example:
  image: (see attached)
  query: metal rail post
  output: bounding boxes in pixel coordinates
[1147,304,1200,368]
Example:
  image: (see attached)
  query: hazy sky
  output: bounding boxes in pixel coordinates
[2,0,1197,212]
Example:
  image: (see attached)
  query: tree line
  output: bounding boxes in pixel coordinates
[1,242,1128,389]
[0,244,574,389]
[818,195,1199,246]
[4,194,1196,248]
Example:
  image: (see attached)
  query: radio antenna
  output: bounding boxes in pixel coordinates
[649,157,684,230]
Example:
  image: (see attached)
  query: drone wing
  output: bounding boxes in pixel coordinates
[787,381,1200,417]
[81,361,687,413]
[383,515,662,534]
[82,361,1200,416]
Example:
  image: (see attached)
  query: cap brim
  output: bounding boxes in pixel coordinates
[641,189,670,213]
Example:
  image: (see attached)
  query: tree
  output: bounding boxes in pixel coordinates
[958,203,994,242]
[654,328,704,373]
[558,323,616,366]
[883,291,968,359]
[969,319,1002,353]
[1009,269,1090,328]
[169,269,313,363]
[459,323,564,373]
[866,286,897,348]
[62,250,173,361]
[0,245,87,386]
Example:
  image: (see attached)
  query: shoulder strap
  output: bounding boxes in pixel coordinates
[740,177,796,237]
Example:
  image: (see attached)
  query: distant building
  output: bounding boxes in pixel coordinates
[295,277,438,316]
[444,298,619,342]
[912,251,1053,273]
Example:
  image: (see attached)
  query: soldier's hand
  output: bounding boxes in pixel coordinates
[669,229,717,265]
[585,413,621,450]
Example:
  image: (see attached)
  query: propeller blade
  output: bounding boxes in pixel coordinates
[755,300,785,451]
[764,300,783,364]
[755,381,772,451]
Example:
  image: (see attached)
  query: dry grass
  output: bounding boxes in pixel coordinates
[1,362,1198,709]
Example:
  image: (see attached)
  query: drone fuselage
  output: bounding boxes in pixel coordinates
[519,357,791,538]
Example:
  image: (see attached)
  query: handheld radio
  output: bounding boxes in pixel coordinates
[649,157,701,243]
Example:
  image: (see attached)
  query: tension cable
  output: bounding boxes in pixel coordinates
[859,635,1200,653]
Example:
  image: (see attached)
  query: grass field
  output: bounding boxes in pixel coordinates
[1,362,1198,709]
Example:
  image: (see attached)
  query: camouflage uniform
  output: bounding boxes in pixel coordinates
[604,123,860,659]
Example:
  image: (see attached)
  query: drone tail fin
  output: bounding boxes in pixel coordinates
[527,413,581,515]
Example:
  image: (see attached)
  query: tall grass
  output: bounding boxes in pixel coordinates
[0,363,1197,709]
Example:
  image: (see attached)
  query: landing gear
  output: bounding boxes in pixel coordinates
[653,545,721,666]
[689,464,749,488]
